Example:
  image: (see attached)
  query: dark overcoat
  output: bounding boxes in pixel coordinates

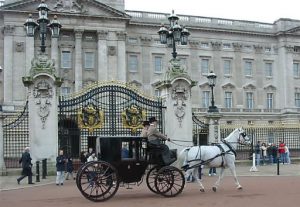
[19,151,33,176]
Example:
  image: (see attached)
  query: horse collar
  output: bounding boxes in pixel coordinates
[222,140,237,157]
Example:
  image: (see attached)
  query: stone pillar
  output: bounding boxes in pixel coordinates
[0,112,7,175]
[74,29,83,92]
[25,36,35,75]
[205,113,222,144]
[156,59,196,153]
[3,25,15,105]
[22,55,63,163]
[51,38,59,74]
[116,31,127,81]
[97,30,108,81]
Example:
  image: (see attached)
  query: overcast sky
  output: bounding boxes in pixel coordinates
[125,0,299,23]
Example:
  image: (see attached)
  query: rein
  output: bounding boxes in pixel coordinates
[169,140,193,147]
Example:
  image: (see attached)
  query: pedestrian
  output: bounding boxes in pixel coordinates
[271,143,278,164]
[285,145,291,164]
[80,151,87,165]
[278,141,286,164]
[65,156,75,180]
[255,141,261,166]
[261,142,267,165]
[17,147,34,185]
[140,120,150,137]
[266,143,273,164]
[56,150,66,186]
[208,167,217,176]
[87,152,98,162]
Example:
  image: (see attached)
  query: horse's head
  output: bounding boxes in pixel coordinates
[237,128,251,145]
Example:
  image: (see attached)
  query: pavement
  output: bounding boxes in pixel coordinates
[0,163,299,191]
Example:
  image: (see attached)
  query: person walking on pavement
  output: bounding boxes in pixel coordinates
[147,117,175,165]
[17,147,34,185]
[56,150,66,186]
[65,156,75,180]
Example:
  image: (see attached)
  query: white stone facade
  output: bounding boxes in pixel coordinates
[0,0,300,126]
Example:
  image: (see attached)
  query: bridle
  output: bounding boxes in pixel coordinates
[237,130,249,145]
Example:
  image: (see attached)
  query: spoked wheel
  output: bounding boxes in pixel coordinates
[76,161,119,202]
[154,166,185,197]
[146,165,161,194]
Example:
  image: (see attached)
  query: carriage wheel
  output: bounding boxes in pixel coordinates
[76,161,120,202]
[146,165,161,194]
[154,166,185,197]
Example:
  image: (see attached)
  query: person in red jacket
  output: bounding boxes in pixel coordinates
[278,141,286,164]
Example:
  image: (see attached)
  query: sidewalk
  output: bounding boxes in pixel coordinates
[1,164,299,191]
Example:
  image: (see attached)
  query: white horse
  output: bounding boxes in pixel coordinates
[177,128,251,192]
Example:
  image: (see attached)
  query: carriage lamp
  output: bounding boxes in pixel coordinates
[207,71,219,113]
[24,0,62,53]
[158,10,190,59]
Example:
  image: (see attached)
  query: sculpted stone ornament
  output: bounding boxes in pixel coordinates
[172,84,188,127]
[33,80,53,129]
[53,0,87,13]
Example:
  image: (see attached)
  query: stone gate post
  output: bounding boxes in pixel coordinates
[22,54,63,163]
[156,59,196,152]
[0,111,7,175]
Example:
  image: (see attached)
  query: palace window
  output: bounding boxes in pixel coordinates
[202,91,210,108]
[224,92,232,108]
[223,59,231,75]
[246,92,254,109]
[244,61,253,76]
[293,62,300,78]
[154,56,163,73]
[267,93,274,109]
[128,54,138,72]
[295,93,300,107]
[265,62,273,77]
[61,51,72,69]
[201,59,209,74]
[84,52,95,69]
[61,87,71,96]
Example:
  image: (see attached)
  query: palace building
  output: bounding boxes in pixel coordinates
[1,0,300,166]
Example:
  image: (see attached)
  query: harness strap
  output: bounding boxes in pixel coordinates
[222,141,237,157]
[216,144,225,167]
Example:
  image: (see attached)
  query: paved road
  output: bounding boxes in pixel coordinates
[1,164,300,207]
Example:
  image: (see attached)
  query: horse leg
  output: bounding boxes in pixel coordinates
[212,167,225,192]
[194,168,205,192]
[228,164,242,190]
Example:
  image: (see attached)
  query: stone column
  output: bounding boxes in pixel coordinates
[3,25,15,105]
[23,55,63,163]
[97,30,108,81]
[156,59,196,153]
[205,113,222,144]
[0,112,7,175]
[74,29,83,92]
[51,38,59,75]
[116,31,127,81]
[25,36,35,75]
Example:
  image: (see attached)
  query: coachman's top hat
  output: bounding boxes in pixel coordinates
[143,120,150,126]
[149,117,157,123]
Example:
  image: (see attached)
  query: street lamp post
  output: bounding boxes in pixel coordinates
[207,71,219,113]
[158,10,190,59]
[24,0,62,53]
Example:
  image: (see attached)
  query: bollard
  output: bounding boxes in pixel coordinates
[42,159,47,179]
[277,158,280,175]
[36,161,40,182]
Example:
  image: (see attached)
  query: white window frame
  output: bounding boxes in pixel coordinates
[128,54,138,72]
[295,93,300,107]
[224,92,232,108]
[244,61,253,76]
[84,52,95,69]
[61,51,72,69]
[265,62,273,77]
[61,87,71,96]
[246,92,254,109]
[202,91,210,108]
[293,62,300,78]
[154,56,163,73]
[201,59,209,74]
[267,93,273,109]
[223,59,231,76]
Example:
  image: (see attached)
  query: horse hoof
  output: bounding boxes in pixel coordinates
[237,186,243,190]
[212,187,217,192]
[200,189,205,192]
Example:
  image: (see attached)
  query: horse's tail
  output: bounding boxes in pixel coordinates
[176,147,190,168]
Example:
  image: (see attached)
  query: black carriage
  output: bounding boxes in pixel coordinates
[76,136,185,202]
